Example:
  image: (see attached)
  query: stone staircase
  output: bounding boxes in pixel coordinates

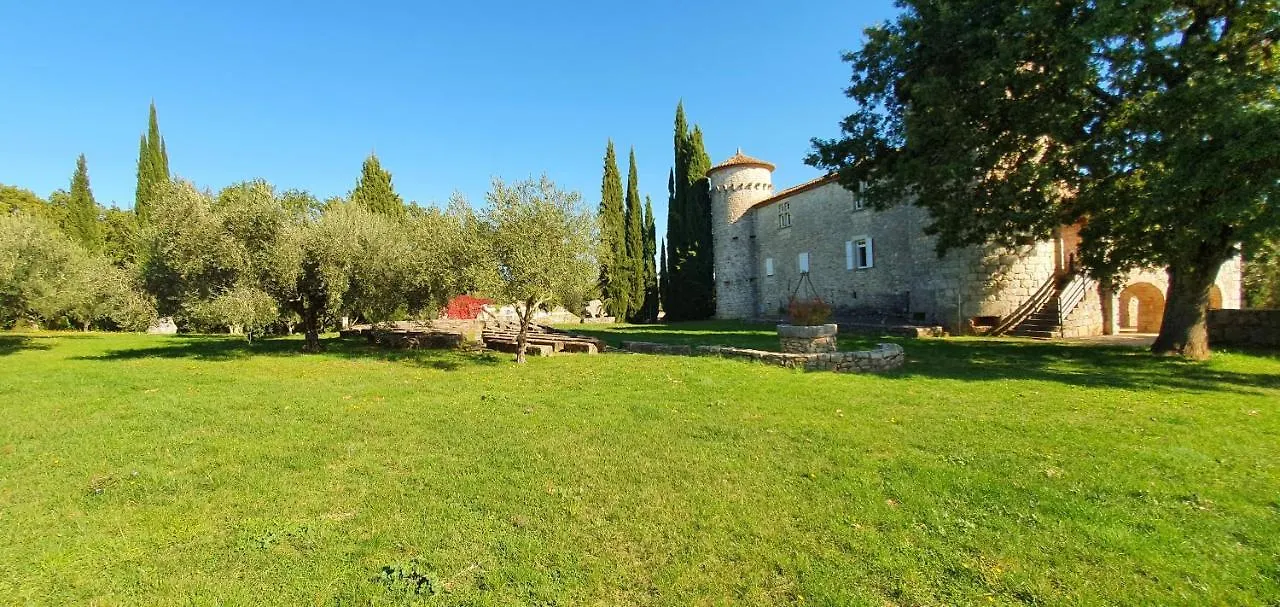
[995,273,1094,340]
[1008,296,1064,339]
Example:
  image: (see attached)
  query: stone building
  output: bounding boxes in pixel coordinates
[708,150,1242,337]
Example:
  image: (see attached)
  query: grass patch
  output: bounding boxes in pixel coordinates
[0,326,1277,605]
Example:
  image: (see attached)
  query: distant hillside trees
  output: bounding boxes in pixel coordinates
[0,212,154,330]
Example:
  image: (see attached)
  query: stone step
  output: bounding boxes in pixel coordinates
[1011,329,1062,339]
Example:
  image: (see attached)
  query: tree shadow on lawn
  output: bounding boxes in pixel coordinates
[884,338,1280,396]
[568,323,1279,396]
[0,335,51,357]
[0,332,107,356]
[75,335,502,371]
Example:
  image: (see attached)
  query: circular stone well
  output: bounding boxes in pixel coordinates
[777,323,838,354]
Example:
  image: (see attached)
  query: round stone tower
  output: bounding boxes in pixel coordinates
[708,149,775,319]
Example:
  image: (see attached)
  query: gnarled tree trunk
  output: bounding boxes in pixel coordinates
[1151,258,1221,360]
[515,298,536,364]
[301,306,322,353]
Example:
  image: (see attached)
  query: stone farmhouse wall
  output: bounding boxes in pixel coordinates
[1208,309,1280,347]
[711,158,1246,336]
[731,178,1061,332]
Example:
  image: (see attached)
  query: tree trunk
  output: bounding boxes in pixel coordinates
[302,307,322,353]
[515,300,533,364]
[1151,259,1220,360]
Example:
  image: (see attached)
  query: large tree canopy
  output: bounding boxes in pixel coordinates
[809,0,1279,358]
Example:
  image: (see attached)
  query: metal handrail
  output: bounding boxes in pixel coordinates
[990,274,1058,336]
[1056,274,1093,327]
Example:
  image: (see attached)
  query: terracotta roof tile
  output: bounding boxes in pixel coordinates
[745,173,840,212]
[708,149,776,173]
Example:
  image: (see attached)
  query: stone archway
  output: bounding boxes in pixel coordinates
[1119,282,1165,333]
[1209,285,1224,310]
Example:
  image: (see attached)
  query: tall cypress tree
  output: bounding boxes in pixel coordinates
[662,166,679,318]
[350,153,405,216]
[665,102,714,321]
[685,126,715,319]
[642,196,659,323]
[623,148,645,322]
[65,154,103,251]
[135,102,170,223]
[658,238,668,319]
[598,141,629,319]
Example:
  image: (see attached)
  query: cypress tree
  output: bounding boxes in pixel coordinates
[623,148,645,322]
[659,239,668,319]
[135,102,170,223]
[685,126,715,319]
[598,141,629,319]
[665,105,687,319]
[665,102,715,321]
[350,153,405,216]
[65,154,103,251]
[642,195,659,323]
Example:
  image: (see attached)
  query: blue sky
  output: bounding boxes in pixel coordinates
[1,0,898,239]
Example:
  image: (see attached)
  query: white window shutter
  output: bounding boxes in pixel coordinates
[765,258,774,276]
[866,238,874,268]
[846,241,854,270]
[798,253,809,273]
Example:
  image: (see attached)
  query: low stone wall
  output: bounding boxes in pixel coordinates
[620,341,906,374]
[1208,309,1280,347]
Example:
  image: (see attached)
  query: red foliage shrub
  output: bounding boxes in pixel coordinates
[444,295,493,320]
[787,297,832,326]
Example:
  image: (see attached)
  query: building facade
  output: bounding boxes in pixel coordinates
[708,150,1242,336]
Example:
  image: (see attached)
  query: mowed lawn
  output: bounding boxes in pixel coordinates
[1,325,1278,606]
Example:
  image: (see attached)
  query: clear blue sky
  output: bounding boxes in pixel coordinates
[1,0,898,240]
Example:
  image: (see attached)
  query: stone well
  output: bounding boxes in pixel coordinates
[777,323,838,353]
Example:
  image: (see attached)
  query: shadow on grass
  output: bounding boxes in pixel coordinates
[0,335,52,356]
[76,335,503,371]
[884,338,1280,395]
[569,321,1280,396]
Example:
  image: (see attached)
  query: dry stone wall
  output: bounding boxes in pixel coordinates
[1208,309,1280,347]
[620,341,906,373]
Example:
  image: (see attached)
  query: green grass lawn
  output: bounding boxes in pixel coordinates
[1,323,1278,605]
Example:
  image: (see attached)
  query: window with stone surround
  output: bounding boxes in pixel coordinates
[778,201,792,229]
[849,236,873,269]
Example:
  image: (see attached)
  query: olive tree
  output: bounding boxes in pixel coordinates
[478,176,599,363]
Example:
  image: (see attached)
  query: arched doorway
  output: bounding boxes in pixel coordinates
[1209,285,1223,310]
[1118,282,1165,333]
